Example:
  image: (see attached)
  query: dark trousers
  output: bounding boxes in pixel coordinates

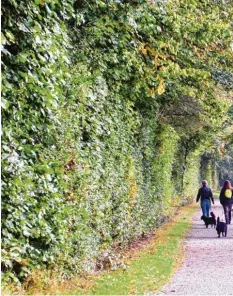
[223,204,233,224]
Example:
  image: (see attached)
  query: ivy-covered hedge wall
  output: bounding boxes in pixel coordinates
[2,0,233,285]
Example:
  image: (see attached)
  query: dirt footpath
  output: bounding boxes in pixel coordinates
[156,200,233,296]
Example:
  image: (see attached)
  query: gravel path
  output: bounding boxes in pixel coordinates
[156,200,233,296]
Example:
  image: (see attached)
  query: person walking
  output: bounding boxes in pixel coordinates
[196,180,214,217]
[219,180,233,224]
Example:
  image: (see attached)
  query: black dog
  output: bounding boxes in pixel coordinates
[216,217,227,237]
[201,212,216,228]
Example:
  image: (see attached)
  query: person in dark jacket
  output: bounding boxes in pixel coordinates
[196,180,214,217]
[219,180,233,224]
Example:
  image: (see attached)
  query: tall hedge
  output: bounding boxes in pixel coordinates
[2,0,233,285]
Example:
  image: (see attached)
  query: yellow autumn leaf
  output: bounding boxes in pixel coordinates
[157,77,165,95]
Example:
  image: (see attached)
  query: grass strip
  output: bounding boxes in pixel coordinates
[71,204,196,295]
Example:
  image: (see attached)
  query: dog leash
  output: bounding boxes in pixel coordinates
[221,210,225,222]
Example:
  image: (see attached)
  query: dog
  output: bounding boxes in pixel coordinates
[201,212,216,228]
[216,217,227,237]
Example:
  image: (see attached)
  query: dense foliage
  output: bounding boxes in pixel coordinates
[215,106,233,185]
[2,0,233,286]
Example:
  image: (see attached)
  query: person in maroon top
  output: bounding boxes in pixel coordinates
[219,180,233,224]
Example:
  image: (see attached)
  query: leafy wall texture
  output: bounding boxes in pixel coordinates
[2,0,233,285]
